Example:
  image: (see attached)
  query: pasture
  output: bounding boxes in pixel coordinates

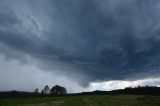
[0,95,160,106]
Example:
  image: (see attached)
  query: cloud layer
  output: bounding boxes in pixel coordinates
[89,78,160,91]
[0,0,160,90]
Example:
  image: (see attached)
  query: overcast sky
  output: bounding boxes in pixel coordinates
[0,0,160,93]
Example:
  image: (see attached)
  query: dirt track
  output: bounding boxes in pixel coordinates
[17,100,64,106]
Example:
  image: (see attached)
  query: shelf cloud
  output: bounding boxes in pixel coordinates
[0,0,160,92]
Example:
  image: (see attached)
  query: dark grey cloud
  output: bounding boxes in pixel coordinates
[0,0,160,86]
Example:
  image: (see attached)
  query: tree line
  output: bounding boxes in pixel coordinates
[34,85,67,95]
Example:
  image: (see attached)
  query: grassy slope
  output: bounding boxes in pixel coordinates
[0,95,160,106]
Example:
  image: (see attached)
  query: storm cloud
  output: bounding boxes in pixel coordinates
[0,0,160,91]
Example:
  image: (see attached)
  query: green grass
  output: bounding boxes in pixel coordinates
[0,95,160,106]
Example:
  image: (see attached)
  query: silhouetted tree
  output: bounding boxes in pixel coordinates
[51,85,67,95]
[44,85,50,94]
[41,85,50,94]
[41,89,45,94]
[124,86,160,95]
[34,88,39,94]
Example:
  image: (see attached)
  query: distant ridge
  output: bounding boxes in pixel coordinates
[0,86,160,99]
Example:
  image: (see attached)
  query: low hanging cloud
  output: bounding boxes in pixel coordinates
[0,54,159,93]
[0,55,86,93]
[0,0,160,91]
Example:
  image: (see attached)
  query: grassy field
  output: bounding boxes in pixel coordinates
[0,95,160,106]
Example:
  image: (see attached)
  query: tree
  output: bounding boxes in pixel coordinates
[51,85,67,95]
[41,85,51,94]
[41,89,45,94]
[34,88,39,94]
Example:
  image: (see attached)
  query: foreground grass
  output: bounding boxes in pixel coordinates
[0,95,160,106]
